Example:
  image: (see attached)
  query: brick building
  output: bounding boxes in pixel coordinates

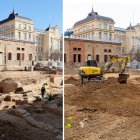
[64,38,121,64]
[0,10,62,66]
[65,8,140,57]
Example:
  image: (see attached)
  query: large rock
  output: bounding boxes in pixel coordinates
[0,78,20,93]
[14,87,24,94]
[4,95,11,101]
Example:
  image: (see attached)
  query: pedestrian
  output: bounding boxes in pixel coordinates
[41,83,47,98]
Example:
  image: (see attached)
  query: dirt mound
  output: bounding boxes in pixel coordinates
[65,76,140,117]
[65,76,79,85]
[106,77,118,84]
[65,76,118,86]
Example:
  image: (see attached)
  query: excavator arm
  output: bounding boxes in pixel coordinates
[100,55,131,75]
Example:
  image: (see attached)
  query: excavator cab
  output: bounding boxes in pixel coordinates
[83,60,97,67]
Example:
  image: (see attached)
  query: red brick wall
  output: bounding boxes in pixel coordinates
[64,38,121,64]
[68,40,85,64]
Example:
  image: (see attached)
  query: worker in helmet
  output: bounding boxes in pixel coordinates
[41,83,47,98]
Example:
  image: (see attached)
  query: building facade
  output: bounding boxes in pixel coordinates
[64,38,121,64]
[65,8,140,63]
[0,38,35,70]
[0,10,62,70]
[114,27,126,54]
[64,8,121,65]
[43,25,61,61]
[0,10,34,42]
[73,8,116,43]
[125,23,140,54]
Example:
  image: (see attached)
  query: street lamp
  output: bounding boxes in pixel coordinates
[4,44,7,71]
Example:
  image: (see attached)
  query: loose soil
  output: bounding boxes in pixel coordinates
[64,71,140,140]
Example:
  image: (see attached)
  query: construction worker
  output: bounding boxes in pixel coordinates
[41,83,47,98]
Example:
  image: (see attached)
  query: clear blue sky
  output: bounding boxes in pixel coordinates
[0,0,62,33]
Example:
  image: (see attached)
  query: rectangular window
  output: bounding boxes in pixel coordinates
[73,48,77,51]
[99,32,102,39]
[8,53,12,60]
[96,55,99,62]
[29,34,31,38]
[98,23,102,28]
[64,54,66,62]
[104,55,108,62]
[104,33,107,39]
[29,54,32,61]
[104,23,107,29]
[23,33,26,40]
[109,34,112,40]
[23,24,26,30]
[18,24,21,29]
[78,48,81,51]
[40,47,42,52]
[22,48,25,51]
[73,54,76,62]
[109,25,112,30]
[28,26,31,30]
[11,32,14,38]
[17,48,20,51]
[104,49,107,52]
[108,49,111,53]
[17,53,20,60]
[78,54,81,62]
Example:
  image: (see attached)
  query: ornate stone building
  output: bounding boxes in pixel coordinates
[34,25,62,61]
[0,10,62,70]
[0,10,34,42]
[125,23,140,54]
[73,8,116,42]
[64,8,121,64]
[64,8,140,65]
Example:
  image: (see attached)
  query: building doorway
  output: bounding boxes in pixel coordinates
[0,52,3,65]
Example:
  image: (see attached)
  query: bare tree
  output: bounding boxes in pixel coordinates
[49,50,62,61]
[135,48,140,62]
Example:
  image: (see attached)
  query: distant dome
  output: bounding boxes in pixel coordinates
[74,8,114,27]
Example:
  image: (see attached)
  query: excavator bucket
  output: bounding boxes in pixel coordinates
[118,74,129,84]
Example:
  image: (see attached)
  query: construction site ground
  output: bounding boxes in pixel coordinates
[64,69,140,140]
[0,71,63,140]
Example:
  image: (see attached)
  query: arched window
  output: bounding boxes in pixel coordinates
[28,25,31,31]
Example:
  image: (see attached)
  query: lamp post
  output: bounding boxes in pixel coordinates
[4,45,7,71]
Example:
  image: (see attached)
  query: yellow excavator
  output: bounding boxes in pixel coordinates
[79,55,131,84]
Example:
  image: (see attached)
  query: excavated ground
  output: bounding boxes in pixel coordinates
[0,71,62,140]
[65,71,140,140]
